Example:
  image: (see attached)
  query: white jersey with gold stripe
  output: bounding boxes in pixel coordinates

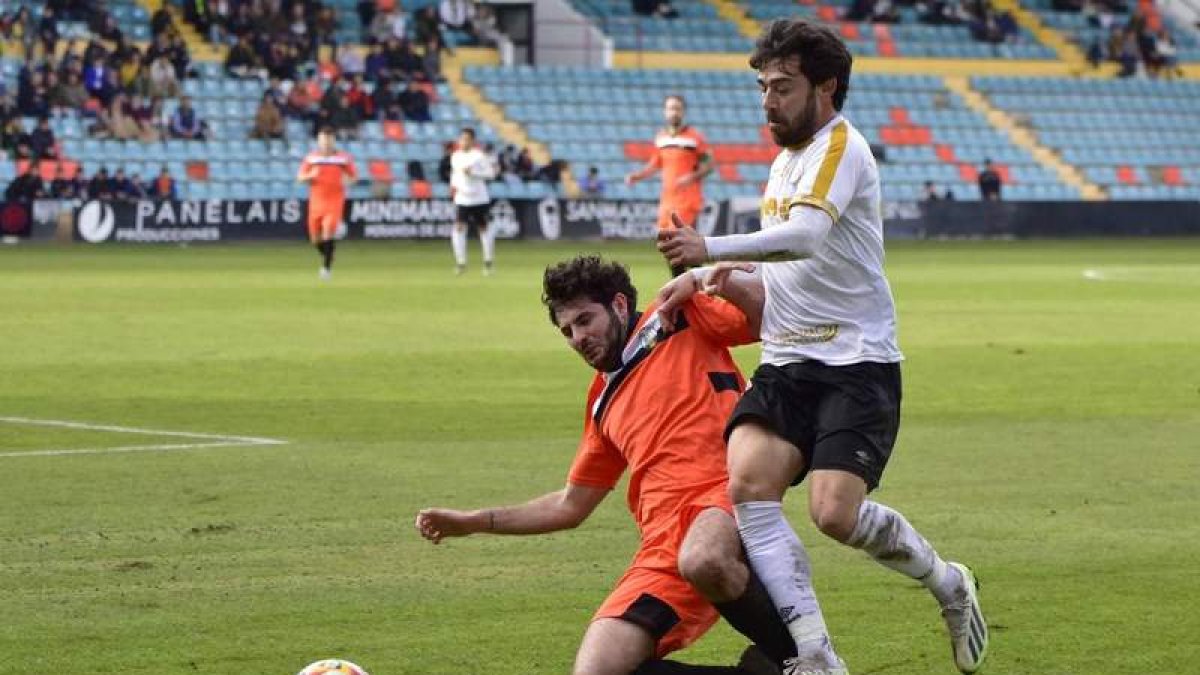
[758,114,903,366]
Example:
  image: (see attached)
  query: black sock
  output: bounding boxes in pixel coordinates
[713,569,797,666]
[321,240,335,269]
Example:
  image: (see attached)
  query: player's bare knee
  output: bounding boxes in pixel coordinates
[810,502,857,543]
[678,546,734,598]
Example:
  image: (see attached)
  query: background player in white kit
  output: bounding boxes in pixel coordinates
[655,18,988,675]
[450,127,497,276]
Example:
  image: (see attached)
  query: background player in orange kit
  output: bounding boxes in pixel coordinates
[626,95,713,277]
[297,127,357,280]
[416,256,801,674]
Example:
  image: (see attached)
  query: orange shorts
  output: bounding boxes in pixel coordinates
[657,202,701,231]
[307,201,343,241]
[593,495,732,658]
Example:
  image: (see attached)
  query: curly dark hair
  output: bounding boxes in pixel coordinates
[542,255,637,325]
[749,18,853,111]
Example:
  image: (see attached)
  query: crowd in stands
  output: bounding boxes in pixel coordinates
[1079,4,1183,78]
[3,157,178,201]
[844,0,1021,45]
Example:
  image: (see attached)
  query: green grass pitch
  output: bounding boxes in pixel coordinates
[1,239,1197,674]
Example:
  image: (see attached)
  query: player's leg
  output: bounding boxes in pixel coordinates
[451,206,469,274]
[574,618,657,675]
[807,363,986,673]
[727,418,843,671]
[474,204,495,275]
[307,209,329,277]
[318,212,338,275]
[677,507,796,666]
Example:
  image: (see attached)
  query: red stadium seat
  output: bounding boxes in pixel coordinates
[186,161,210,181]
[1116,166,1140,185]
[878,40,898,57]
[889,107,911,125]
[383,121,407,142]
[839,23,861,40]
[817,6,838,21]
[410,180,432,198]
[958,163,979,182]
[368,160,393,181]
[717,164,741,182]
[935,143,957,162]
[1161,166,1183,186]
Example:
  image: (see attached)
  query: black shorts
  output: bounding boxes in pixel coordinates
[456,202,490,229]
[725,360,901,491]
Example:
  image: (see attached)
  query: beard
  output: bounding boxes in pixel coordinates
[768,94,818,147]
[590,306,627,372]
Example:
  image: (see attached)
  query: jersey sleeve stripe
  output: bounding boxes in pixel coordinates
[808,121,848,202]
[791,194,838,222]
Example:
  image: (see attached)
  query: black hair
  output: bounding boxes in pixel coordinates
[749,18,853,111]
[542,255,637,325]
[461,127,476,139]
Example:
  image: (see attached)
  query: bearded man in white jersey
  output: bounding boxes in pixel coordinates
[654,19,988,675]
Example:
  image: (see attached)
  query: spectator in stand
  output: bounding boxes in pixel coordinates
[288,4,313,59]
[84,56,114,104]
[50,163,83,198]
[3,8,35,59]
[382,38,423,80]
[922,180,943,201]
[18,70,51,118]
[472,3,503,46]
[338,46,366,80]
[0,118,31,159]
[978,159,1002,200]
[1153,29,1182,78]
[252,92,286,139]
[414,5,446,47]
[87,167,112,199]
[398,79,432,122]
[422,36,444,80]
[226,3,253,38]
[286,74,320,120]
[357,0,377,43]
[5,159,44,201]
[375,78,400,120]
[1116,28,1140,77]
[582,166,605,196]
[371,6,407,44]
[346,75,374,120]
[130,95,162,142]
[37,6,59,57]
[266,42,300,81]
[152,166,177,199]
[439,0,476,40]
[514,147,534,181]
[314,5,339,51]
[51,71,88,114]
[151,6,174,36]
[632,0,679,18]
[0,94,17,126]
[365,44,387,81]
[326,91,361,140]
[89,8,124,42]
[170,97,208,140]
[226,33,264,79]
[148,56,180,100]
[29,117,57,160]
[128,171,150,200]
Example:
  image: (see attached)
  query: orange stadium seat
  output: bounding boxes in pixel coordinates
[1161,166,1184,186]
[383,121,407,142]
[368,161,393,181]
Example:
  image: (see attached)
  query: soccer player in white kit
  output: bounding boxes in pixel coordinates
[655,19,988,675]
[450,127,498,275]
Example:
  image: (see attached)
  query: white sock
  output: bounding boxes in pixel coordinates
[479,225,495,265]
[735,501,839,665]
[451,226,467,266]
[847,500,962,605]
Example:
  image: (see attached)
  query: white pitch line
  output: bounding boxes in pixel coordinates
[0,416,287,459]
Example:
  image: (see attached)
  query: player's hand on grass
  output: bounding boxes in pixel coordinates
[415,508,486,544]
[656,214,707,267]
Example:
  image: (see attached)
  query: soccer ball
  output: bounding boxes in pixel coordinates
[296,659,370,675]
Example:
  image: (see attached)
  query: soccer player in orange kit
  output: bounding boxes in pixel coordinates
[626,95,713,277]
[298,127,357,279]
[416,256,800,675]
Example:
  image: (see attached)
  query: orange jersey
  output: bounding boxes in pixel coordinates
[569,294,755,570]
[301,151,357,204]
[651,126,709,212]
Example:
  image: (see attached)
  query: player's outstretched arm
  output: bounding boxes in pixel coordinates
[296,166,318,183]
[657,207,834,268]
[655,262,763,335]
[415,483,608,544]
[625,158,659,185]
